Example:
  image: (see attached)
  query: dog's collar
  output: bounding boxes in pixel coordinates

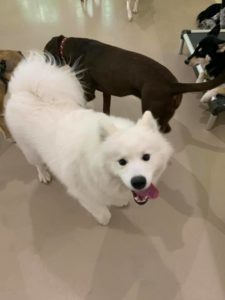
[59,37,67,62]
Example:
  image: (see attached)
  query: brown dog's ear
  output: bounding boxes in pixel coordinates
[137,111,158,131]
[57,35,65,44]
[44,35,65,54]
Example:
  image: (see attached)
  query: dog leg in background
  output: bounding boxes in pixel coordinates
[196,71,206,83]
[200,90,215,103]
[126,0,140,20]
[103,93,111,115]
[68,189,111,225]
[133,0,139,13]
[126,0,133,21]
[80,0,87,9]
[200,86,225,103]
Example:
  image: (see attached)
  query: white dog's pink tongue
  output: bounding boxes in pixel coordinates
[138,183,159,199]
[133,183,159,205]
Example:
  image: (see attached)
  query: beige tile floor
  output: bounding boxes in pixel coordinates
[0,0,225,299]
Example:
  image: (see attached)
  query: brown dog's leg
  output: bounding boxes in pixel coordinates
[141,87,172,133]
[103,93,111,115]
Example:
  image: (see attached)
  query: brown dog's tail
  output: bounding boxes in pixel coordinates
[171,69,225,95]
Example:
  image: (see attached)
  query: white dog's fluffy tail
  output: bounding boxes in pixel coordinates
[9,51,86,107]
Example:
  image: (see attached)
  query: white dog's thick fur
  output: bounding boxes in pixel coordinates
[5,52,173,225]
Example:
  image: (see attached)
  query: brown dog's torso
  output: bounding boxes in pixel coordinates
[45,36,181,132]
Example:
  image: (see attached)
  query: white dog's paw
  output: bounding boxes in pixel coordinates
[94,208,111,225]
[37,166,52,184]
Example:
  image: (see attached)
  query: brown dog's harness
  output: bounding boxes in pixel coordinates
[59,37,68,63]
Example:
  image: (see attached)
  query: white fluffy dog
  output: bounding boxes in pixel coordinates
[5,52,173,225]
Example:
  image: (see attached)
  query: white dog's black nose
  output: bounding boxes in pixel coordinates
[131,176,146,190]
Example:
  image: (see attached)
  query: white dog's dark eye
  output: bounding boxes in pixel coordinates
[118,158,127,166]
[142,154,150,161]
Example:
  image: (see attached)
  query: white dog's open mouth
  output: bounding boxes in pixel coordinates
[132,183,159,205]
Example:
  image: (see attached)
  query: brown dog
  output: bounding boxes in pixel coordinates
[45,36,225,133]
[0,50,23,139]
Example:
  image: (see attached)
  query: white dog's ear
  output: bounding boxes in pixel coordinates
[137,111,158,131]
[100,122,117,141]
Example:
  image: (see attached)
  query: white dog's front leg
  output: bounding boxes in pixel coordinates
[68,189,111,225]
